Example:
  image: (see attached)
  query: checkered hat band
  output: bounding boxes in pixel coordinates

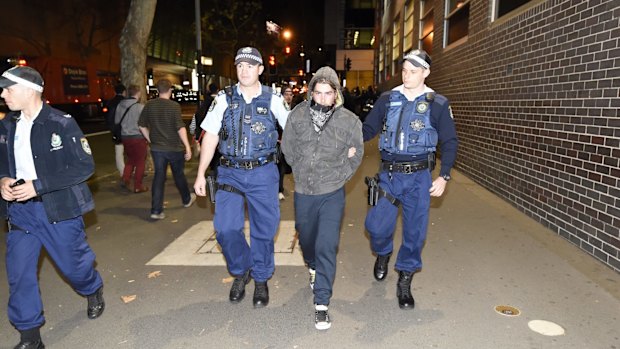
[406,55,429,69]
[235,53,262,64]
[2,71,44,92]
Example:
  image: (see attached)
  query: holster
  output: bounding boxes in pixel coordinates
[428,152,436,171]
[206,175,217,203]
[365,176,380,206]
[365,174,401,207]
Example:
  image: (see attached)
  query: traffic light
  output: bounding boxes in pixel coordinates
[268,55,277,74]
[345,58,352,71]
[285,46,291,55]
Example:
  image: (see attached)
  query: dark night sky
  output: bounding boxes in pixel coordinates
[261,0,325,51]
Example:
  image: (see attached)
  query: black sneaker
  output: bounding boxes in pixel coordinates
[314,304,331,330]
[229,270,251,303]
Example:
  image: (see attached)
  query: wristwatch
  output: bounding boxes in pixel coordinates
[441,174,451,181]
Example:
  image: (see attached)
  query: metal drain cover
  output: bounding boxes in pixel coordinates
[494,305,521,316]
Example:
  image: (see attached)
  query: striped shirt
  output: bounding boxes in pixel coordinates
[138,98,185,152]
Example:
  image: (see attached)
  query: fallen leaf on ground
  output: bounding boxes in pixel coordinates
[121,295,137,303]
[148,271,162,278]
[222,277,234,283]
[171,219,178,223]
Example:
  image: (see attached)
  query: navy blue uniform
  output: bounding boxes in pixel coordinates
[362,87,458,272]
[0,104,103,331]
[202,85,288,281]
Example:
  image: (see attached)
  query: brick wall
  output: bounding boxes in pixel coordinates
[425,0,619,271]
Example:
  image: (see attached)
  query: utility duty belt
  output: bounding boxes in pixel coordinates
[381,160,429,174]
[220,154,276,170]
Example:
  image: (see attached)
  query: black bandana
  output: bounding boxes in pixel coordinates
[309,101,334,132]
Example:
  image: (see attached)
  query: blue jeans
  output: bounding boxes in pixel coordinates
[294,187,345,306]
[150,150,191,214]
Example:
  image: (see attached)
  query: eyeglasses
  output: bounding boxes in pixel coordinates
[312,90,335,97]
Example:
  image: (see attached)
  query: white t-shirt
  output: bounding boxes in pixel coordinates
[14,109,41,180]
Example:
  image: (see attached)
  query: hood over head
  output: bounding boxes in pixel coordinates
[307,66,344,108]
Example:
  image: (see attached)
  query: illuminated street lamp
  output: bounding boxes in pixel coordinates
[282,29,292,41]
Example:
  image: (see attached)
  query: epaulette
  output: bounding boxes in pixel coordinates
[425,92,435,102]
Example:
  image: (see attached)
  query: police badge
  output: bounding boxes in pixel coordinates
[416,101,429,113]
[410,119,425,131]
[251,122,266,134]
[208,99,217,112]
[50,133,62,148]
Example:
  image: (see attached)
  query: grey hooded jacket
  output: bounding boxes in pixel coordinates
[281,66,364,195]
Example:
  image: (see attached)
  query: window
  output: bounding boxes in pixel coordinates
[392,15,400,76]
[419,0,434,54]
[444,0,469,46]
[379,37,385,77]
[403,0,415,51]
[494,0,532,20]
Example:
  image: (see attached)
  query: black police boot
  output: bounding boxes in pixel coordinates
[15,328,44,349]
[253,281,269,308]
[229,270,251,303]
[87,286,105,319]
[13,340,44,349]
[373,253,391,281]
[396,271,415,310]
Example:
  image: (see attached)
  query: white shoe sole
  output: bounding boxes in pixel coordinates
[315,322,331,330]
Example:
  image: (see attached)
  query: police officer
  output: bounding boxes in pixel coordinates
[0,66,105,349]
[194,47,289,308]
[362,49,458,310]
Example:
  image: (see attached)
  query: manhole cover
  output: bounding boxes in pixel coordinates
[494,305,521,316]
[528,320,565,336]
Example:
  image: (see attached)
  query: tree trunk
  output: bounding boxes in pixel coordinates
[119,0,157,101]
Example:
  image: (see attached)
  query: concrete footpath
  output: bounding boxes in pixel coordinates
[0,134,618,349]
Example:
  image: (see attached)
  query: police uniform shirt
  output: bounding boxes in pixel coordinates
[362,83,459,177]
[14,108,42,180]
[394,84,433,102]
[200,83,289,136]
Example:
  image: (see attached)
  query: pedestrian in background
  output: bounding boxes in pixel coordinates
[115,84,148,193]
[189,83,221,173]
[105,83,127,177]
[0,66,105,349]
[138,79,196,220]
[277,85,294,200]
[194,47,289,308]
[281,66,363,330]
[362,49,458,310]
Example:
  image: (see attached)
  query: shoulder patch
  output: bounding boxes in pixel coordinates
[80,138,92,155]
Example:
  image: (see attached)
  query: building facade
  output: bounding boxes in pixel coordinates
[375,0,620,272]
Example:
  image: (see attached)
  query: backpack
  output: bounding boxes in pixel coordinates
[112,102,137,144]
